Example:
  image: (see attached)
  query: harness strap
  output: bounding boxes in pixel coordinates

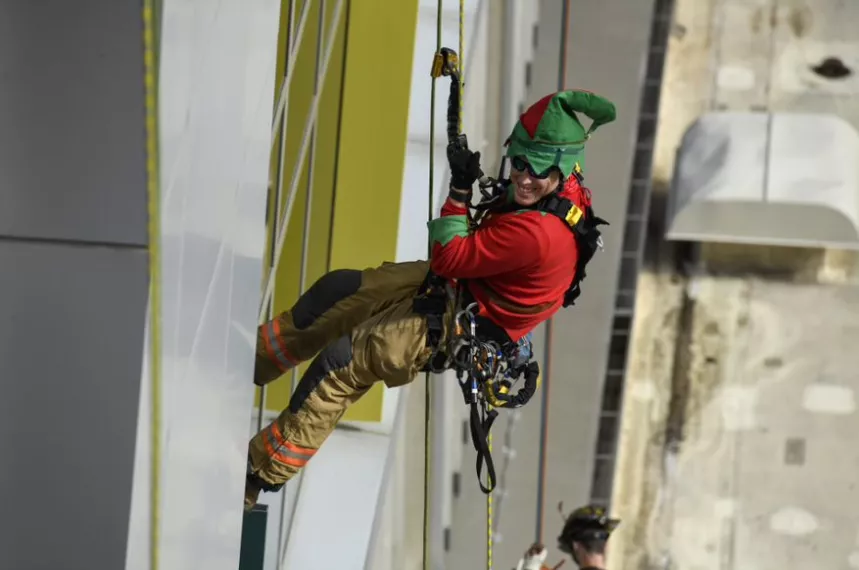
[467,279,554,315]
[413,271,458,373]
[534,190,608,308]
[537,193,585,228]
[470,400,498,493]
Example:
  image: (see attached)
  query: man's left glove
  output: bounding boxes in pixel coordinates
[447,140,483,201]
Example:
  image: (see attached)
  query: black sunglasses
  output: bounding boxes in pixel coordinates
[509,156,552,179]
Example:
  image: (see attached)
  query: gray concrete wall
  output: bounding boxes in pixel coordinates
[0,2,150,569]
[539,0,654,557]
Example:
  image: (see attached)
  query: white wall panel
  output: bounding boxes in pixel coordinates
[126,0,281,568]
[280,430,391,569]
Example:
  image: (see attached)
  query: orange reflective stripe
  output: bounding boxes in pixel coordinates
[262,327,280,367]
[264,422,317,468]
[269,423,317,457]
[285,441,316,457]
[261,432,302,467]
[271,320,299,364]
[262,318,299,372]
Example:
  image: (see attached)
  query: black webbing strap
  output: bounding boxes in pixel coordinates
[413,271,448,352]
[414,270,505,494]
[469,400,498,494]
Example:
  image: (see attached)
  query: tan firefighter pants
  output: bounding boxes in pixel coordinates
[247,259,450,495]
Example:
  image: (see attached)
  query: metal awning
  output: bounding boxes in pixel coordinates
[666,111,859,249]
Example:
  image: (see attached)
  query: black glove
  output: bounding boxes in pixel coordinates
[447,141,483,201]
[484,361,539,408]
[513,361,539,407]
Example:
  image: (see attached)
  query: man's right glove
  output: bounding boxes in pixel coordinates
[447,139,483,201]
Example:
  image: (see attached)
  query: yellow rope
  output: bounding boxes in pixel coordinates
[426,2,477,568]
[451,3,494,567]
[456,1,493,567]
[487,410,494,570]
[142,3,162,570]
[424,1,444,568]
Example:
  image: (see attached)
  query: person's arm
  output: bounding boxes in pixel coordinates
[427,199,547,279]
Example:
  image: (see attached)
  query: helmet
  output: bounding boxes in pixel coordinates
[557,504,620,554]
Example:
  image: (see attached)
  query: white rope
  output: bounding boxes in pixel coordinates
[257,0,345,325]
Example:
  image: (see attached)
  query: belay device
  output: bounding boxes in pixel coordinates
[431,47,510,223]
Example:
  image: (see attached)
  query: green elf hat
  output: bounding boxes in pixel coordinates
[505,90,616,178]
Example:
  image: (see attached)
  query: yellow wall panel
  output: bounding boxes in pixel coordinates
[264,0,349,413]
[265,0,318,411]
[256,0,420,421]
[303,0,347,298]
[334,0,420,422]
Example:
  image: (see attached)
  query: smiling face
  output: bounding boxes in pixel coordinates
[509,158,562,206]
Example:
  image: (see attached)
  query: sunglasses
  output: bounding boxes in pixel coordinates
[509,156,553,179]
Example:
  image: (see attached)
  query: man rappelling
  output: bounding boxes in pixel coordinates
[244,84,617,510]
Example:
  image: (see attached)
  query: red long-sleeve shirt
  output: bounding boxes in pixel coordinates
[427,177,590,341]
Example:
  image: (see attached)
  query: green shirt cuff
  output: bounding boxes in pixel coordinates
[428,215,469,247]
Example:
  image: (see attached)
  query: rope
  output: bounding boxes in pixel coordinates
[536,0,572,544]
[486,420,494,570]
[423,1,444,568]
[455,1,494,564]
[142,2,162,569]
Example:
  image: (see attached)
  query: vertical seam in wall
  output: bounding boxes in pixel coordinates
[326,0,352,273]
